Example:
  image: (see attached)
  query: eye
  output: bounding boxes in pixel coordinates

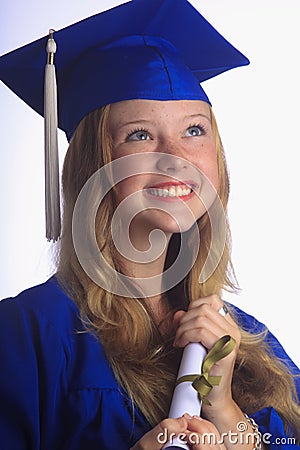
[185,125,205,137]
[127,129,150,141]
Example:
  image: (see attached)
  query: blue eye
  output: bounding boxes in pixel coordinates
[127,129,150,141]
[185,125,205,137]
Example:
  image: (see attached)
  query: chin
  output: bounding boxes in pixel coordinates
[143,210,199,234]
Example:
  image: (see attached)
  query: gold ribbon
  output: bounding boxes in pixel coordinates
[175,335,236,405]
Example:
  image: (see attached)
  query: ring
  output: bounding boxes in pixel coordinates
[218,303,229,316]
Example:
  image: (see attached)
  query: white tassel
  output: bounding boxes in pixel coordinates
[44,29,61,241]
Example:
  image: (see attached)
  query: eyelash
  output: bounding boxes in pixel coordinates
[125,123,208,140]
[187,123,207,135]
[126,127,149,140]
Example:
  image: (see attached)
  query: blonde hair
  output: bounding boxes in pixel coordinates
[57,105,300,440]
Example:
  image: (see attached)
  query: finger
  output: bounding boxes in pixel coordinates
[186,416,220,433]
[188,296,236,324]
[172,310,186,336]
[177,302,238,336]
[173,309,186,326]
[174,320,223,348]
[184,416,223,449]
[130,417,188,450]
[175,314,240,352]
[175,307,233,339]
[178,303,221,325]
[188,294,223,312]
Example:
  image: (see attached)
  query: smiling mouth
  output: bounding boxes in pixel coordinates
[145,181,196,199]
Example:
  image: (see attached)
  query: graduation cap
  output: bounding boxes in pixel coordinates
[0,0,249,241]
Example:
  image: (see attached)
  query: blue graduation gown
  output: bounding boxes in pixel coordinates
[0,277,299,449]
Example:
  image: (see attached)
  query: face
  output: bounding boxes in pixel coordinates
[108,99,219,241]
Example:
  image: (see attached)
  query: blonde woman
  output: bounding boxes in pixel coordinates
[0,1,299,449]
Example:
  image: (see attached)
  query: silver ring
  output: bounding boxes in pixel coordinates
[218,303,229,316]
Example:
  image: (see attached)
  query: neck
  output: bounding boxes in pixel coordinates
[119,220,171,282]
[116,222,172,323]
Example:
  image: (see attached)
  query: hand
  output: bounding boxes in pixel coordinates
[130,416,188,450]
[173,294,241,413]
[130,414,226,450]
[184,415,226,450]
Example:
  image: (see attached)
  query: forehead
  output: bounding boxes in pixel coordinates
[109,99,211,122]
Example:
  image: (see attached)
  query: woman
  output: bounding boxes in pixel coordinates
[0,0,299,448]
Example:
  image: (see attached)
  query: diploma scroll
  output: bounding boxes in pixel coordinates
[163,342,207,450]
[163,307,228,450]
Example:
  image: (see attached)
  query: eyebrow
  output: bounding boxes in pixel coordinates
[118,119,152,129]
[183,113,211,122]
[117,112,211,130]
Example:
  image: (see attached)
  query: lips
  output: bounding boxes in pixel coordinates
[145,181,197,199]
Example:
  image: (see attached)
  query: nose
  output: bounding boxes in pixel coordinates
[156,152,188,174]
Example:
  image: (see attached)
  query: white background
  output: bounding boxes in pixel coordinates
[0,0,299,367]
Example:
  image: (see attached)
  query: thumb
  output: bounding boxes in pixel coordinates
[130,416,188,450]
[173,310,185,328]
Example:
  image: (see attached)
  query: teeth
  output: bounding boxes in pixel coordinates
[147,186,192,197]
[169,187,176,197]
[177,186,183,197]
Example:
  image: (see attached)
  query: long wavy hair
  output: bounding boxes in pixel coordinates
[57,104,300,440]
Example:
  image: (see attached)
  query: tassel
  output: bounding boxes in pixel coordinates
[44,29,61,241]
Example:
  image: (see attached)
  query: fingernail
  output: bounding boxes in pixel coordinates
[177,417,186,427]
[192,415,203,421]
[183,413,192,419]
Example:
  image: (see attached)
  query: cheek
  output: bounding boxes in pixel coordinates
[208,156,219,192]
[113,175,145,204]
[114,181,133,205]
[191,143,219,192]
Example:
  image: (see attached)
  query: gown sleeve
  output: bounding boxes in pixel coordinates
[232,305,300,448]
[0,296,68,449]
[0,282,151,450]
[63,388,149,449]
[251,329,300,448]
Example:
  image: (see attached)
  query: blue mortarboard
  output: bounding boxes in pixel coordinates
[0,0,249,241]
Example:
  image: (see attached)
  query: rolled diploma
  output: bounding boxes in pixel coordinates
[163,342,207,450]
